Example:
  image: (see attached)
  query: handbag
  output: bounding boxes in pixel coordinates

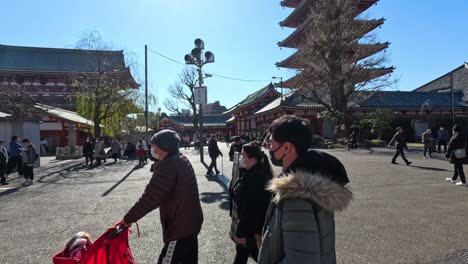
[454,148,466,158]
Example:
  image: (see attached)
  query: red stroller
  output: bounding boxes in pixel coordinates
[53,223,137,264]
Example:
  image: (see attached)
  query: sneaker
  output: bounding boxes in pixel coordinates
[455,182,467,186]
[446,178,456,183]
[391,161,397,164]
[28,180,33,185]
[406,162,412,166]
[215,170,220,175]
[205,172,213,177]
[22,180,29,186]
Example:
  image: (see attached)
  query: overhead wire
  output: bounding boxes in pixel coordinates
[146,47,273,83]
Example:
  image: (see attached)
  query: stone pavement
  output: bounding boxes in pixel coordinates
[1,144,468,263]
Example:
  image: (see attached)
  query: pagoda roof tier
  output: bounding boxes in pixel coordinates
[276,42,390,69]
[280,67,394,89]
[280,0,378,28]
[280,0,303,8]
[278,18,385,49]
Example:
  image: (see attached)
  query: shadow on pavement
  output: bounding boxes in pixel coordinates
[0,187,20,197]
[101,164,142,197]
[200,175,230,211]
[410,165,451,172]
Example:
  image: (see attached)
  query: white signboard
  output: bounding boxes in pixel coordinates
[194,86,207,105]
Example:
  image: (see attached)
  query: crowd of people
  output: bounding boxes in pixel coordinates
[387,125,468,186]
[120,115,353,264]
[0,136,38,186]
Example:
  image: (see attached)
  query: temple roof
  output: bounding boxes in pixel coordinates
[35,104,95,126]
[223,83,280,115]
[414,63,468,92]
[356,91,468,108]
[166,115,229,127]
[280,0,378,28]
[280,67,394,89]
[278,18,385,49]
[280,0,303,8]
[254,91,322,116]
[276,42,390,69]
[0,44,129,73]
[252,90,468,117]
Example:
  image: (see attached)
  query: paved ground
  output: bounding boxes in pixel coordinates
[1,144,468,263]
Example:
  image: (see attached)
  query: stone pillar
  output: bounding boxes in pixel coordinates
[68,124,76,153]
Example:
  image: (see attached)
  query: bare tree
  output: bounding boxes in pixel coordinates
[163,68,199,131]
[72,31,140,137]
[291,0,396,137]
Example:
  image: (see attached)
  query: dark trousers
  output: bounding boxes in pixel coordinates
[112,153,118,162]
[23,164,34,180]
[158,236,198,264]
[234,242,259,264]
[85,155,93,165]
[184,142,190,149]
[0,164,6,184]
[423,146,432,157]
[453,163,466,183]
[7,156,23,176]
[392,147,410,164]
[207,156,219,174]
[438,140,447,153]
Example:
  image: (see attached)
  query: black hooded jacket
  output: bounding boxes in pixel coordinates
[285,149,350,186]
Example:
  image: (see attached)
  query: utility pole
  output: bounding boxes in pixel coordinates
[450,72,455,125]
[145,45,149,141]
[184,39,215,167]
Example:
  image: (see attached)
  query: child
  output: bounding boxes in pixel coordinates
[136,145,145,167]
[21,138,38,186]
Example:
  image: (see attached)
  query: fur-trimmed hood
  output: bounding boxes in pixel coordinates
[268,170,353,214]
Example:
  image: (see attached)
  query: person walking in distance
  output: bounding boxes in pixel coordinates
[437,126,449,153]
[83,137,94,166]
[110,138,121,163]
[258,115,352,264]
[21,138,38,186]
[183,135,190,150]
[7,136,23,176]
[422,129,433,159]
[229,136,243,162]
[388,127,412,166]
[0,140,9,185]
[122,130,203,263]
[94,138,105,165]
[445,124,467,186]
[207,135,223,176]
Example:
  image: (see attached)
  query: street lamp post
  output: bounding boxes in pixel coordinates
[184,39,215,166]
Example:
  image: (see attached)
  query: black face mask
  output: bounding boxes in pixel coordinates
[269,144,285,167]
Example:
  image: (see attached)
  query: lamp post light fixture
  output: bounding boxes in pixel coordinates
[184,38,215,166]
[272,76,284,102]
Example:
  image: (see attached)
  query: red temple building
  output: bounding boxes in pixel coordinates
[0,44,138,152]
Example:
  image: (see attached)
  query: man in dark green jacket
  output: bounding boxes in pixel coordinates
[258,115,352,264]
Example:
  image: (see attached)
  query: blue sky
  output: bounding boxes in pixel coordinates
[1,0,467,113]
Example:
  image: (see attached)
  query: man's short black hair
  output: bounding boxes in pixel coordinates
[21,138,30,143]
[234,136,241,142]
[269,115,312,154]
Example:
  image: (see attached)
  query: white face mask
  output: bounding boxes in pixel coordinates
[239,156,247,168]
[151,147,159,160]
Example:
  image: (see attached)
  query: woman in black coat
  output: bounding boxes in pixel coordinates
[445,124,467,186]
[230,143,272,264]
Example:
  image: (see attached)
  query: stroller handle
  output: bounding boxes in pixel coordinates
[107,224,127,239]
